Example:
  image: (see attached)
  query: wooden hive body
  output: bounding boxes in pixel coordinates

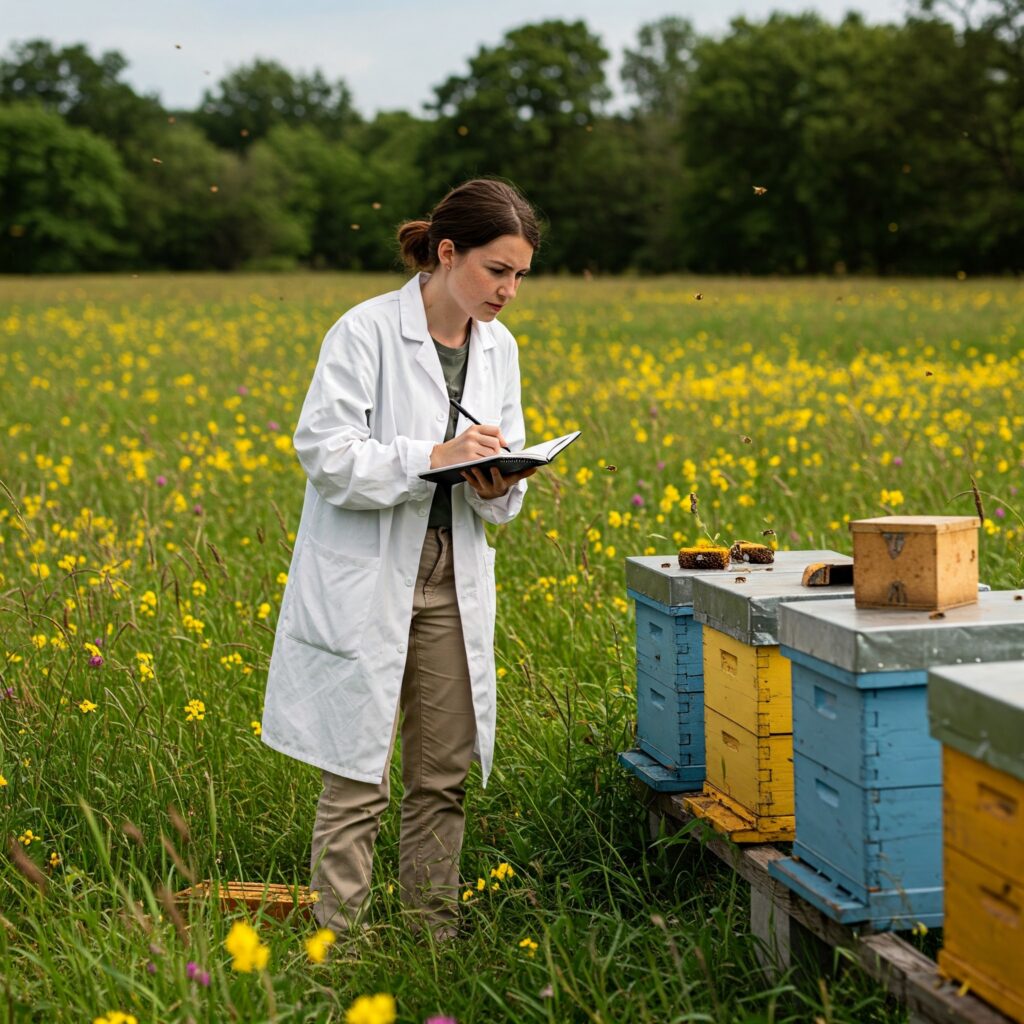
[683,572,853,843]
[629,592,706,791]
[770,593,1024,931]
[618,551,845,794]
[850,515,979,612]
[929,661,1024,1022]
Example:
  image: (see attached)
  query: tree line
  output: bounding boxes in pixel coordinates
[1,3,1021,275]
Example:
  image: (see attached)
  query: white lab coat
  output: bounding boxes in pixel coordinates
[261,272,527,787]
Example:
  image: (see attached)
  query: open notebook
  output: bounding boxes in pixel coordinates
[419,431,581,487]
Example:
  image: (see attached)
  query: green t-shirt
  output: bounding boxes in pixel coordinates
[428,336,470,528]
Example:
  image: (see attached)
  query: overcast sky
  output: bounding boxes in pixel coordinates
[4,0,908,117]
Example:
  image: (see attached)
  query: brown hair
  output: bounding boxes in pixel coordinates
[397,178,541,271]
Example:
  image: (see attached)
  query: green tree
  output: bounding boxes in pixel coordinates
[124,120,307,270]
[679,14,917,273]
[0,39,164,150]
[0,103,126,272]
[260,121,427,270]
[422,19,611,255]
[620,18,698,271]
[194,60,360,151]
[621,16,697,122]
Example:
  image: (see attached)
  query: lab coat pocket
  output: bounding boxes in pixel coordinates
[285,537,379,660]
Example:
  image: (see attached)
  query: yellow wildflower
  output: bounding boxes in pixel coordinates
[184,699,205,722]
[224,920,269,973]
[305,928,336,964]
[250,720,262,736]
[519,936,539,957]
[78,699,98,714]
[345,993,397,1024]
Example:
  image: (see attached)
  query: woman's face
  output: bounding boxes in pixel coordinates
[440,234,533,322]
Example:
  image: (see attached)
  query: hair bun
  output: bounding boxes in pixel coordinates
[397,219,433,270]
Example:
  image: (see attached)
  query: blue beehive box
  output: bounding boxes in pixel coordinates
[619,550,844,793]
[769,590,1024,930]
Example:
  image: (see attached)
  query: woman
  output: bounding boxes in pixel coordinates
[261,178,540,940]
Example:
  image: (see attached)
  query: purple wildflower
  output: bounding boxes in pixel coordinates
[146,961,157,975]
[89,655,104,668]
[267,420,280,431]
[995,507,1006,519]
[193,504,203,516]
[425,1017,458,1024]
[1,687,16,700]
[155,475,167,486]
[237,385,249,395]
[656,460,665,471]
[892,457,903,467]
[186,961,199,979]
[1010,485,1018,496]
[631,494,645,507]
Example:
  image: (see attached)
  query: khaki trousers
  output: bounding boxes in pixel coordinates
[309,526,476,936]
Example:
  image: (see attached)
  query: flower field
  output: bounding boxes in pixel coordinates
[1,272,1022,1023]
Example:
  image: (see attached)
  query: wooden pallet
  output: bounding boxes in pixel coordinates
[174,880,318,920]
[647,789,1016,1024]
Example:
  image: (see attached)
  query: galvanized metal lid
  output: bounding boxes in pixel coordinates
[928,661,1024,782]
[692,569,854,646]
[779,590,1024,675]
[625,549,846,608]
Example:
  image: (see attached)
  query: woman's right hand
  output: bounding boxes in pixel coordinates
[430,424,508,468]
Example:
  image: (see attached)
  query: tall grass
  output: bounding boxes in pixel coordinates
[2,272,1021,1022]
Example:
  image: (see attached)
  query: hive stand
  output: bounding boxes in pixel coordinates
[645,786,1017,1024]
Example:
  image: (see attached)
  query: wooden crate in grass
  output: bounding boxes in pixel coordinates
[175,880,318,920]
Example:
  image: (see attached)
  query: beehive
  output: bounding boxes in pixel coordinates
[683,571,853,842]
[619,551,844,792]
[929,661,1024,1023]
[769,592,1024,931]
[850,515,979,612]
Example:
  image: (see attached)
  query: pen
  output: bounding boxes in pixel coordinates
[449,398,512,452]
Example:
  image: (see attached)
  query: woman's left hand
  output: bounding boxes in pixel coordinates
[462,465,538,499]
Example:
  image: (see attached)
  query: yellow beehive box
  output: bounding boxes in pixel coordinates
[850,515,979,612]
[929,662,1024,1022]
[942,746,1024,885]
[939,848,1024,1023]
[684,571,853,843]
[701,626,792,735]
[703,705,794,815]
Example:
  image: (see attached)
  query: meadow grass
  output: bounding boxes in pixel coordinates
[1,272,1022,1023]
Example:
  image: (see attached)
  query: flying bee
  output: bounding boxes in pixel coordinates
[694,293,703,301]
[753,185,767,196]
[689,493,699,514]
[605,465,617,472]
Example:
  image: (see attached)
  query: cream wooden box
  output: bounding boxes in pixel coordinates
[849,515,979,612]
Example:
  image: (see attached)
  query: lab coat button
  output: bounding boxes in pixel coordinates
[398,643,406,654]
[405,577,413,586]
[436,412,446,422]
